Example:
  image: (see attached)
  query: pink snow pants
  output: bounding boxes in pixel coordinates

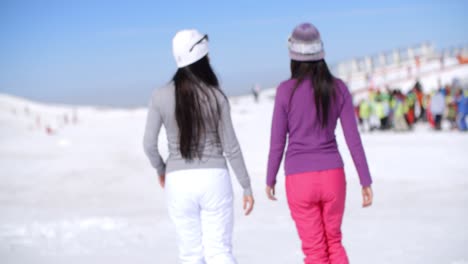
[286,168,349,264]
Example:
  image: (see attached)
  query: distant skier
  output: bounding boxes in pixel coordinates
[266,23,373,264]
[405,90,416,128]
[143,29,254,264]
[447,100,457,130]
[252,84,261,103]
[374,92,390,130]
[45,125,54,135]
[358,99,371,132]
[63,114,69,125]
[72,109,78,124]
[413,81,426,122]
[456,88,468,131]
[393,91,409,131]
[430,88,446,130]
[426,93,435,128]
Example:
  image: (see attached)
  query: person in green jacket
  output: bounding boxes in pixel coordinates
[375,94,390,130]
[359,99,371,132]
[393,91,409,131]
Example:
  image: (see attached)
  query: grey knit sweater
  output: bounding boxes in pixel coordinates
[143,83,252,196]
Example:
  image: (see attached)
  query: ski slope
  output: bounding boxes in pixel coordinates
[1,75,468,263]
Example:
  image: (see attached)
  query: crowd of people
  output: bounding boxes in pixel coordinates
[355,80,468,132]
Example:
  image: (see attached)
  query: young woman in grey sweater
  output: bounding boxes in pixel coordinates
[143,29,254,264]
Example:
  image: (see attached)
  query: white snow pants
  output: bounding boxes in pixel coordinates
[166,168,237,264]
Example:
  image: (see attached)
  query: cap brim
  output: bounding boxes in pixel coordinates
[289,50,325,62]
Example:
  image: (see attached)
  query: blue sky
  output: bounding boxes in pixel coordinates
[1,0,467,107]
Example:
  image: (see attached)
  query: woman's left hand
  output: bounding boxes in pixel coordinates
[362,186,373,207]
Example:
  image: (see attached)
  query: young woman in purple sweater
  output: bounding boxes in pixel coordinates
[266,23,374,264]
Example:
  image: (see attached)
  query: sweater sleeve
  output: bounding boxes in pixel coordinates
[143,94,166,176]
[219,98,253,196]
[338,81,373,187]
[266,87,288,187]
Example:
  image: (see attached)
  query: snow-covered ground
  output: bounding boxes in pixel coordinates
[1,77,468,263]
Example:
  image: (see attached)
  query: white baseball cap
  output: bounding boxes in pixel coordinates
[172,29,209,68]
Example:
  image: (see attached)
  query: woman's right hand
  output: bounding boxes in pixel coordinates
[243,195,254,216]
[158,175,165,188]
[362,186,373,207]
[266,185,277,201]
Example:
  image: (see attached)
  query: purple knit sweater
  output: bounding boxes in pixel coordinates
[266,78,372,187]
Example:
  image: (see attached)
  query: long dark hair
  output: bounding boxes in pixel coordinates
[289,59,335,128]
[172,56,226,160]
